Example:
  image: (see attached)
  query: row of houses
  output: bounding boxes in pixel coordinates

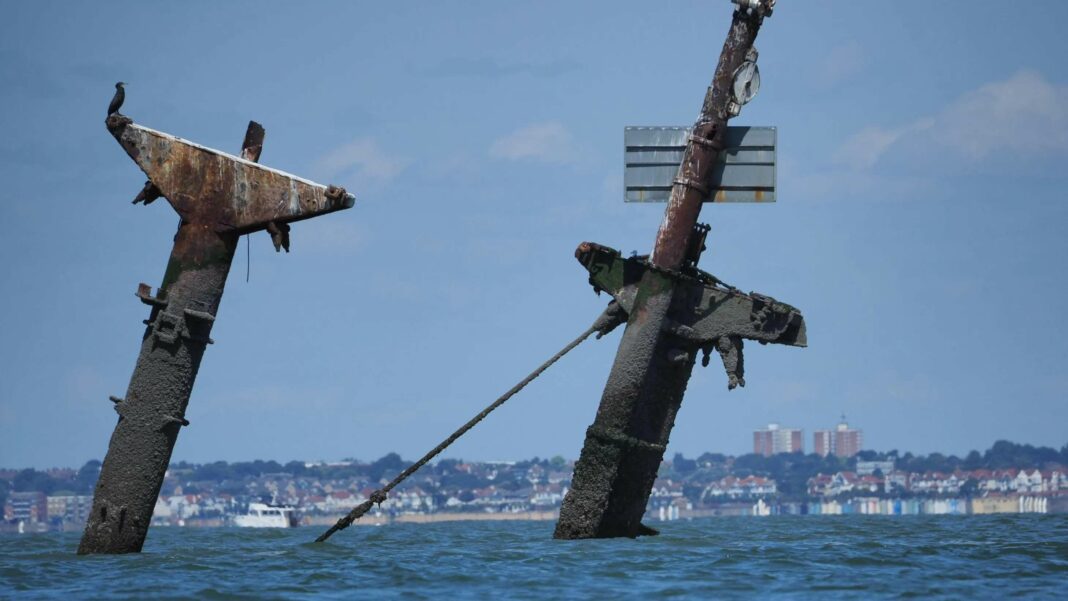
[6,459,1067,532]
[2,492,94,532]
[761,495,1062,516]
[701,476,778,499]
[141,481,571,527]
[807,468,1066,498]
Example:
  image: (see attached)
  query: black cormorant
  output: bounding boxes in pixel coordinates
[107,82,126,116]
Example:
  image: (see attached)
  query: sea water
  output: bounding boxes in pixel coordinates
[2,514,1066,599]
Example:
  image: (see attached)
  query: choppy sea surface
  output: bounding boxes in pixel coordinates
[2,515,1066,599]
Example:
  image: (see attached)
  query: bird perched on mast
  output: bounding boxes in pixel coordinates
[107,82,125,116]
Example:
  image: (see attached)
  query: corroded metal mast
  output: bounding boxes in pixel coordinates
[555,0,801,539]
[78,113,354,554]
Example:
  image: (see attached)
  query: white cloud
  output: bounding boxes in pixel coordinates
[313,138,406,185]
[834,119,934,170]
[836,70,1068,170]
[490,121,576,163]
[937,69,1068,160]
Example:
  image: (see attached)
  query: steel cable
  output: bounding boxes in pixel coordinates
[314,304,623,543]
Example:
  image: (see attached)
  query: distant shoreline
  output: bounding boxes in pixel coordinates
[303,510,560,527]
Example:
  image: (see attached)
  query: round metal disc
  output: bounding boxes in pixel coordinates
[732,61,761,105]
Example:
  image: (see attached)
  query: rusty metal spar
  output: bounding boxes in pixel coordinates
[78,112,354,554]
[554,0,805,539]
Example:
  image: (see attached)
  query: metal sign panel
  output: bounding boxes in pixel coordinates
[624,126,776,202]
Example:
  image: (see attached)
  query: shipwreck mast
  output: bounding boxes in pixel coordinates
[79,112,354,554]
[555,0,798,539]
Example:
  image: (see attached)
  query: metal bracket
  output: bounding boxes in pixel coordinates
[109,395,188,430]
[136,283,167,308]
[687,133,718,148]
[683,223,710,270]
[586,425,666,454]
[151,311,185,345]
[160,414,190,430]
[146,304,216,346]
[183,307,215,324]
[673,177,710,195]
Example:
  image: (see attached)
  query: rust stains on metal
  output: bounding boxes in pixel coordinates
[555,2,786,540]
[106,117,354,234]
[80,115,355,555]
[649,8,764,270]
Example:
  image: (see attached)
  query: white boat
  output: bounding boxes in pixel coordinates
[233,502,298,528]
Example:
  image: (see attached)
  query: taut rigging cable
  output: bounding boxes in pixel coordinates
[314,302,624,543]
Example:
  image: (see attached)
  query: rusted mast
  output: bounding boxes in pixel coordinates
[79,114,354,554]
[555,0,778,539]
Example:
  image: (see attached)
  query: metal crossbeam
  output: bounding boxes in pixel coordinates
[114,123,354,229]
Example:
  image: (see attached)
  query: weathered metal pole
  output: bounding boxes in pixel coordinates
[555,0,780,539]
[79,114,354,554]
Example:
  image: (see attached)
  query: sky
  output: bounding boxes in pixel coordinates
[1,1,1067,469]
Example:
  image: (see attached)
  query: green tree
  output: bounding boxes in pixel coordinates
[984,440,1060,469]
[13,469,60,494]
[697,453,727,470]
[369,453,410,482]
[284,461,307,476]
[76,460,101,494]
[672,453,697,475]
[441,472,485,490]
[192,461,232,482]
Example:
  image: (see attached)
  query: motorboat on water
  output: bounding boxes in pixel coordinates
[233,502,298,528]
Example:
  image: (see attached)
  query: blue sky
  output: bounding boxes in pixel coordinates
[2,1,1066,469]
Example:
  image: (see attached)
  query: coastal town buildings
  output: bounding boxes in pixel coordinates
[834,421,863,458]
[4,450,1067,533]
[813,430,832,457]
[46,494,92,525]
[4,492,46,523]
[814,419,864,458]
[805,468,1066,499]
[753,423,804,456]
